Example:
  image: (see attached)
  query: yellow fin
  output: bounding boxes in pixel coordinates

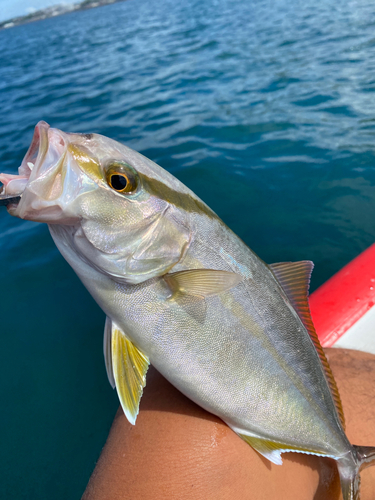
[238,434,330,465]
[164,269,241,298]
[270,261,346,429]
[104,317,115,389]
[111,323,149,425]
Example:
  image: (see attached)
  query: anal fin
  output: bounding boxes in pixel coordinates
[238,433,330,466]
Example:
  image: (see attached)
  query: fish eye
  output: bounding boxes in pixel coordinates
[105,162,138,194]
[110,174,128,191]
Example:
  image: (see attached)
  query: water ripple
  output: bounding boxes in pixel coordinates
[2,0,375,497]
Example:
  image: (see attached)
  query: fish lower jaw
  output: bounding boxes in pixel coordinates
[0,174,29,197]
[0,177,26,211]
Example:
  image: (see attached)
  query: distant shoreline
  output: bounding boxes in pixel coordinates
[0,0,126,30]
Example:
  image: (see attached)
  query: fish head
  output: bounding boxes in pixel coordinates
[0,121,197,284]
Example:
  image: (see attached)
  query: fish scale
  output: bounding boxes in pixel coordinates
[1,120,375,500]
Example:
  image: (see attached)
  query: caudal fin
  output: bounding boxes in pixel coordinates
[354,445,375,471]
[337,445,375,500]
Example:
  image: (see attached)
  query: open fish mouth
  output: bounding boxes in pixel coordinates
[0,121,50,208]
[1,121,86,224]
[0,193,23,206]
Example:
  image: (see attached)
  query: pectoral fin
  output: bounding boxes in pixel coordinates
[165,269,241,298]
[108,320,149,425]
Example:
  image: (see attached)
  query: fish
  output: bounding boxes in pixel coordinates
[1,121,375,499]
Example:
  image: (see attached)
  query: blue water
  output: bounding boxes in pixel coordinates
[1,0,375,497]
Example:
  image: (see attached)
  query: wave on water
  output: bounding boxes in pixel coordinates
[1,0,375,497]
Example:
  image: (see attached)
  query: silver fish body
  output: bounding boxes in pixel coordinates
[1,122,374,499]
[51,216,347,458]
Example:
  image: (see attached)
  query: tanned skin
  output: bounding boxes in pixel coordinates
[82,349,375,500]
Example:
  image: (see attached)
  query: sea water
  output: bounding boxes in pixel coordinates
[1,0,375,497]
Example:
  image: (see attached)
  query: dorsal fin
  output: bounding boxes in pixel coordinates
[269,261,346,429]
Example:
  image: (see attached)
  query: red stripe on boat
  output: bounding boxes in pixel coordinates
[310,243,375,347]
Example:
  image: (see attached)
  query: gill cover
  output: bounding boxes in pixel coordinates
[65,142,192,284]
[74,189,192,284]
[3,123,195,283]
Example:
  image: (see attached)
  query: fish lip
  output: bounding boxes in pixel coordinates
[19,120,50,178]
[0,121,50,208]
